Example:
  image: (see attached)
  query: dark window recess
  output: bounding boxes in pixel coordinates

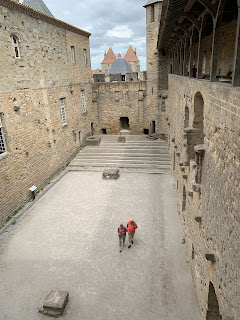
[120,117,129,130]
[102,128,107,134]
[143,128,149,135]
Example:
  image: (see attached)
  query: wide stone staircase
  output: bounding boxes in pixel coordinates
[68,135,170,173]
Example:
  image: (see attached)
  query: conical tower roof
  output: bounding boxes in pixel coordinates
[117,53,122,57]
[101,48,116,64]
[23,0,53,16]
[107,57,133,76]
[124,46,139,62]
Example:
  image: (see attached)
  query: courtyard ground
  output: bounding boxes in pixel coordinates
[0,170,200,320]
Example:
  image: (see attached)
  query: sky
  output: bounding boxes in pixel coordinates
[31,0,148,71]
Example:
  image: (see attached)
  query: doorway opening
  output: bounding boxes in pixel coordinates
[152,121,156,134]
[206,283,222,319]
[91,122,94,136]
[120,117,129,130]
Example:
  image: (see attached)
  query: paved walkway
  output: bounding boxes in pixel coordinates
[0,171,200,320]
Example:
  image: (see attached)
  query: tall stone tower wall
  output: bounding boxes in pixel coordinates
[145,1,168,137]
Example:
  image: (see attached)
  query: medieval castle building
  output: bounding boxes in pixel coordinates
[0,0,239,319]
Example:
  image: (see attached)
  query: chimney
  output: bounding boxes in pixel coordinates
[104,51,106,56]
[134,48,137,55]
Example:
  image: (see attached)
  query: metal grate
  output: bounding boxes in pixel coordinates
[0,119,6,153]
[60,98,67,124]
[81,90,87,113]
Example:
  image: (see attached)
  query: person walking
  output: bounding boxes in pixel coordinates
[117,224,127,252]
[127,219,137,249]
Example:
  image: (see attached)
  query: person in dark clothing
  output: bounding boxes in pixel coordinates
[118,224,127,252]
[192,65,197,78]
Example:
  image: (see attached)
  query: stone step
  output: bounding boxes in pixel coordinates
[100,141,167,146]
[69,162,170,169]
[71,159,170,165]
[74,154,170,160]
[81,147,169,154]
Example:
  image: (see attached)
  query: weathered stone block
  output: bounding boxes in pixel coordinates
[192,183,201,193]
[85,136,101,146]
[103,169,119,180]
[118,136,126,143]
[39,290,69,317]
[187,190,193,197]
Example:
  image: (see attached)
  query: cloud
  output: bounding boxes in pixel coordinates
[107,25,133,38]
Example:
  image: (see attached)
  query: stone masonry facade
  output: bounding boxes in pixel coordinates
[92,81,147,135]
[168,75,240,319]
[0,0,99,226]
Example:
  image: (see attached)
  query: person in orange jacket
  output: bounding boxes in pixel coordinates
[117,224,128,252]
[127,219,137,249]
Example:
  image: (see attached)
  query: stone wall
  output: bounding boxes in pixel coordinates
[168,74,240,319]
[145,1,168,137]
[0,3,98,226]
[91,81,147,135]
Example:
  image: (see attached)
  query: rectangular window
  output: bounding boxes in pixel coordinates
[151,5,155,22]
[81,90,87,113]
[83,48,87,66]
[0,116,6,154]
[59,98,67,124]
[70,46,76,65]
[11,35,20,58]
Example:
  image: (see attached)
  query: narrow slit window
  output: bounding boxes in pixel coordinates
[11,35,20,58]
[71,46,76,65]
[0,116,6,154]
[59,98,67,124]
[151,5,155,22]
[83,48,87,66]
[81,90,87,113]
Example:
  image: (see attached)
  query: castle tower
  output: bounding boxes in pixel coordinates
[124,46,140,73]
[22,0,53,16]
[101,48,116,74]
[144,0,168,137]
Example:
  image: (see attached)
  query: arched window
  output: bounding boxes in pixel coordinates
[11,35,20,58]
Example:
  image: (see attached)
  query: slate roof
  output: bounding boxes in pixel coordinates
[124,46,139,62]
[143,0,162,7]
[107,58,133,76]
[101,47,116,64]
[23,0,53,16]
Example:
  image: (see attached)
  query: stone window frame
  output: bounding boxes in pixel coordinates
[59,98,67,125]
[0,113,7,156]
[11,35,21,59]
[83,48,87,66]
[70,46,76,65]
[81,90,87,113]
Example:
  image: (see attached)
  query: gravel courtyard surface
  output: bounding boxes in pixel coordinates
[0,171,200,320]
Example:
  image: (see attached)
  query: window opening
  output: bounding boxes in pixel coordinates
[71,46,76,65]
[102,128,107,134]
[91,122,94,136]
[0,116,6,154]
[120,117,129,130]
[59,98,67,124]
[143,128,149,135]
[182,186,186,211]
[151,4,155,22]
[11,35,20,58]
[81,90,87,113]
[184,107,189,128]
[83,48,87,66]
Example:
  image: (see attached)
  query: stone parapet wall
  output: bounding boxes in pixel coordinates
[168,74,240,319]
[0,4,98,226]
[91,81,147,135]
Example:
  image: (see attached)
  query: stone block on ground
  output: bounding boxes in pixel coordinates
[39,290,69,317]
[85,136,101,146]
[102,169,120,180]
[118,136,126,143]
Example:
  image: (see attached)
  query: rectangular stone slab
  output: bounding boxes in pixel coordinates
[40,290,69,317]
[102,169,120,180]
